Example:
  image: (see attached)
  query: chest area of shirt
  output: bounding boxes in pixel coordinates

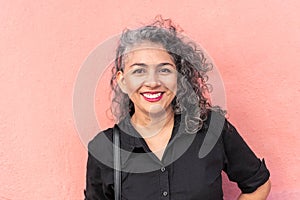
[102,134,225,200]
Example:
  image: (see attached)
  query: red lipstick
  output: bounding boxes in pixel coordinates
[141,92,163,102]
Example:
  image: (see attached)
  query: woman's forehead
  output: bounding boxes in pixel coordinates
[124,41,166,54]
[123,42,173,64]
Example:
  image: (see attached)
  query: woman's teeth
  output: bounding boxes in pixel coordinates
[142,93,162,99]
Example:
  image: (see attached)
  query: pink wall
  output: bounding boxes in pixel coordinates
[1,0,299,199]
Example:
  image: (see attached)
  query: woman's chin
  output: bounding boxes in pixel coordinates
[146,105,173,117]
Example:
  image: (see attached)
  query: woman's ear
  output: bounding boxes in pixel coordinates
[116,71,128,94]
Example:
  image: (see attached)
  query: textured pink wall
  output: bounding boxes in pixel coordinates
[1,0,299,199]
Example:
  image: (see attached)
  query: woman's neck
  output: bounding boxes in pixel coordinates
[131,108,174,139]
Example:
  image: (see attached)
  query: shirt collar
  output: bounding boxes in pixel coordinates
[116,113,184,165]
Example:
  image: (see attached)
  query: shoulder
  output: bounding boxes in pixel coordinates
[204,109,239,132]
[88,127,114,148]
[200,110,241,148]
[88,127,115,167]
[202,110,228,133]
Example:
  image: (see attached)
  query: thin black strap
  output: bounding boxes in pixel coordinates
[113,125,121,200]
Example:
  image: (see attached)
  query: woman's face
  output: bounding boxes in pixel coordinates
[117,42,177,117]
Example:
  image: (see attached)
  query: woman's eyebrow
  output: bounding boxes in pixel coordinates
[129,63,148,68]
[157,62,175,68]
[129,62,175,68]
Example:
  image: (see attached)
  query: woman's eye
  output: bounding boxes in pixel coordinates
[159,68,172,73]
[132,68,146,74]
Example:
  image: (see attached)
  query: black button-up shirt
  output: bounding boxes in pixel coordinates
[84,112,270,200]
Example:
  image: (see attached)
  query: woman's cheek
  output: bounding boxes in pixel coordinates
[164,77,177,94]
[124,78,144,96]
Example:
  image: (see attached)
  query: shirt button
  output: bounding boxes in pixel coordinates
[162,191,168,196]
[160,167,166,172]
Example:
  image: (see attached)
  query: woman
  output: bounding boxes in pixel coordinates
[84,18,271,200]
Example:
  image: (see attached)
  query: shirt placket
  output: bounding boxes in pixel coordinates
[159,165,170,200]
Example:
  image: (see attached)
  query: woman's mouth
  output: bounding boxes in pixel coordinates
[141,92,163,102]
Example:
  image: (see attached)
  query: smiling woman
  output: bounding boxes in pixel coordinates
[84,17,271,200]
[111,23,216,135]
[116,43,178,159]
[117,43,177,124]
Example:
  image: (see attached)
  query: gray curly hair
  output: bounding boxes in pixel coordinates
[110,17,224,133]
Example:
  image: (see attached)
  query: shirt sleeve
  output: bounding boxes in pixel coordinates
[222,120,270,193]
[84,151,107,200]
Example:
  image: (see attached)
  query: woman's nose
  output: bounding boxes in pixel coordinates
[143,71,161,87]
